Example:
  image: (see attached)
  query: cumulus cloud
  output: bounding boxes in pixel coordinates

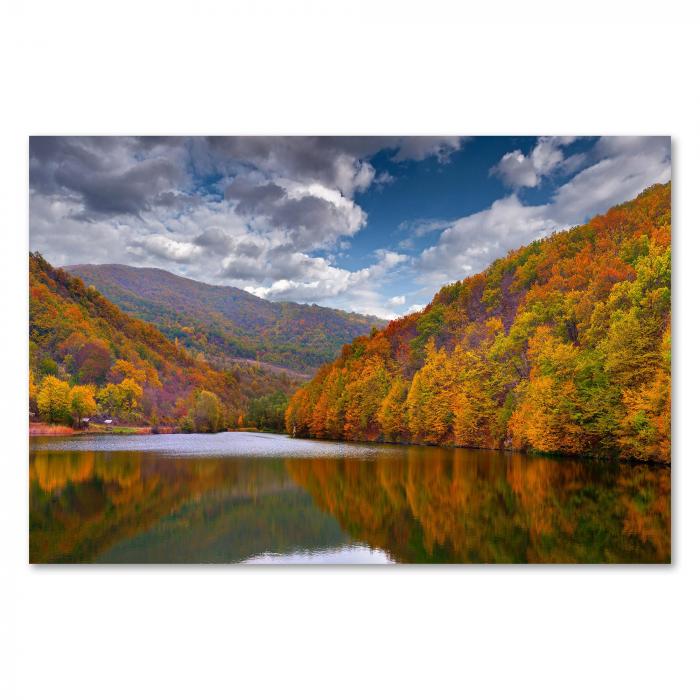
[389,136,465,163]
[490,136,580,189]
[131,235,199,262]
[206,136,465,196]
[418,195,557,283]
[30,136,189,217]
[225,176,367,251]
[29,136,467,318]
[419,136,670,285]
[243,248,409,318]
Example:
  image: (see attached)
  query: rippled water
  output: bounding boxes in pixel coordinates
[29,432,671,564]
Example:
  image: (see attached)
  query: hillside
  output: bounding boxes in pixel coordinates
[65,263,385,373]
[29,253,300,427]
[286,182,671,463]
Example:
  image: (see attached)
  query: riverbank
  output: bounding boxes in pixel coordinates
[284,432,672,466]
[29,422,156,437]
[29,423,273,437]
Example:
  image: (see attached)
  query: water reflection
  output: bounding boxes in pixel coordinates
[286,448,670,563]
[29,434,670,564]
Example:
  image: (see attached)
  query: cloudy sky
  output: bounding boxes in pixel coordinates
[29,135,671,319]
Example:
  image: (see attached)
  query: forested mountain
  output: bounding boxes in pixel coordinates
[29,253,300,428]
[286,183,671,463]
[66,263,385,373]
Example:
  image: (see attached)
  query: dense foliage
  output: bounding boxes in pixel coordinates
[246,390,289,432]
[67,263,385,373]
[286,183,671,463]
[30,254,300,428]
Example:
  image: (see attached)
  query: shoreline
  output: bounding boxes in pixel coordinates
[28,423,281,437]
[30,423,161,437]
[284,433,672,467]
[28,423,670,466]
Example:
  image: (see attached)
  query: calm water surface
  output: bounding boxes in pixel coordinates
[29,432,670,564]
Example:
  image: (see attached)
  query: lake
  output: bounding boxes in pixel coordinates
[29,432,671,564]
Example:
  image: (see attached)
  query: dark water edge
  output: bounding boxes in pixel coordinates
[29,432,671,564]
[288,432,671,467]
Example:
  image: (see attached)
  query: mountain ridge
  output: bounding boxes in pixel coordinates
[65,263,385,373]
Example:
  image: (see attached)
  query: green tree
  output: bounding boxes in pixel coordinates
[247,390,289,431]
[192,390,223,432]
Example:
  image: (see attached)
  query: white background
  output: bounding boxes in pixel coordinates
[1,2,698,699]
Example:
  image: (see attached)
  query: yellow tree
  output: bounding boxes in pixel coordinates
[118,378,143,413]
[69,385,97,426]
[406,340,458,443]
[110,359,147,385]
[316,367,347,439]
[37,376,71,423]
[617,326,671,462]
[508,327,585,454]
[450,344,499,448]
[343,354,390,440]
[378,377,408,442]
[96,378,142,418]
[96,383,122,416]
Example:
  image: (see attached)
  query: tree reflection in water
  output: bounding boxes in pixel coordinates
[285,447,670,563]
[30,440,670,564]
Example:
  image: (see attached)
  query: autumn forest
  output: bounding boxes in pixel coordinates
[29,252,300,432]
[286,183,671,463]
[30,182,670,464]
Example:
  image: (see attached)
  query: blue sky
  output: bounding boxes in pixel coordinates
[29,136,670,318]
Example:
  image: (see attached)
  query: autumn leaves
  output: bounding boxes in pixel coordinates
[286,183,672,463]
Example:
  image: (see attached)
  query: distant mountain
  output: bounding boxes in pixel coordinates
[30,253,300,425]
[66,264,385,373]
[287,183,671,463]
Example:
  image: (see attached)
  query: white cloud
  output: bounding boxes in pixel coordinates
[205,136,465,196]
[490,136,579,189]
[418,195,556,284]
[390,136,465,163]
[419,136,670,286]
[407,304,426,314]
[389,295,406,306]
[131,235,198,262]
[244,248,409,319]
